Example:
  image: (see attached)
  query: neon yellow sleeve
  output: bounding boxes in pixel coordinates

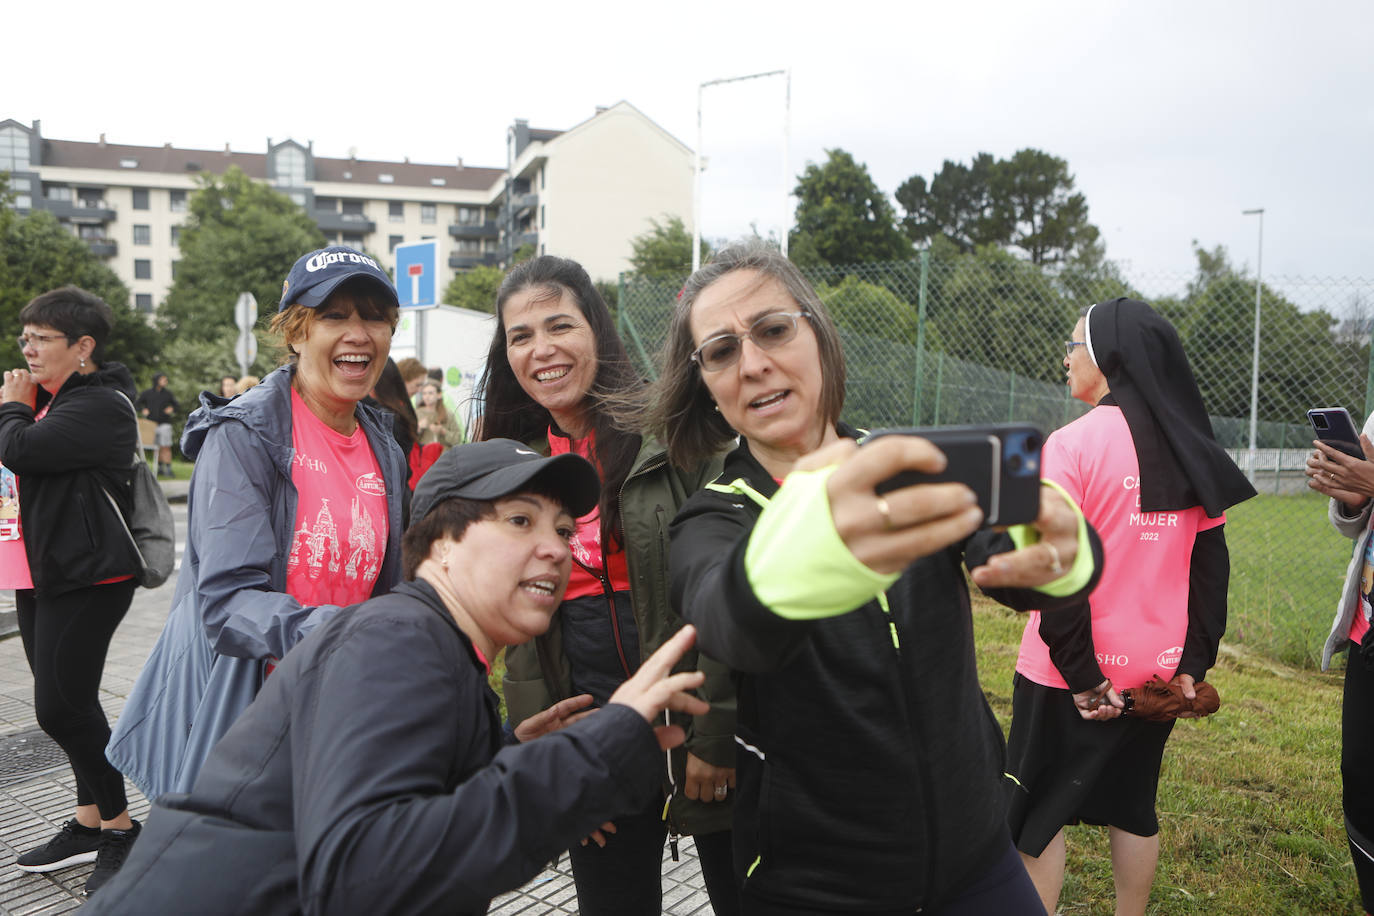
[1005,479,1094,597]
[743,466,900,620]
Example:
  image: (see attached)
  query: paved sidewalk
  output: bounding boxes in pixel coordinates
[0,506,717,914]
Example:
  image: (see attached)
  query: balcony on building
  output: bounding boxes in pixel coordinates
[448,252,500,270]
[516,231,539,248]
[86,239,117,258]
[513,192,538,219]
[448,221,499,240]
[312,210,376,234]
[39,198,118,224]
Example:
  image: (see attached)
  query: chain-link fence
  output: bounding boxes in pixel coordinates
[618,252,1374,668]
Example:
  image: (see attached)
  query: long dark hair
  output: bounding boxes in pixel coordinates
[477,255,642,546]
[371,357,419,452]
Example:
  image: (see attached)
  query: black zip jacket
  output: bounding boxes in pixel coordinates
[0,362,141,594]
[82,580,667,916]
[668,428,1103,912]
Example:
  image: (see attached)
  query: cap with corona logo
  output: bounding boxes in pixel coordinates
[279,245,399,312]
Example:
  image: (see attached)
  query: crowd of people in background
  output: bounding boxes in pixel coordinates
[2,242,1371,915]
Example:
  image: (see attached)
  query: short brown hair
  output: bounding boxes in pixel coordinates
[396,357,427,384]
[269,278,399,360]
[639,242,846,471]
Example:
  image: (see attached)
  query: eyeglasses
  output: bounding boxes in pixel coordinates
[17,333,69,350]
[1065,340,1088,358]
[691,311,811,372]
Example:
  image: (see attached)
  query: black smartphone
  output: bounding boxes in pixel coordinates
[866,424,1044,527]
[1307,407,1365,460]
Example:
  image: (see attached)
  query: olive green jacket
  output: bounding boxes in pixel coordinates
[504,436,734,836]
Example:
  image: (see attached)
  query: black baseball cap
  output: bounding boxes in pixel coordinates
[411,439,601,525]
[279,246,399,312]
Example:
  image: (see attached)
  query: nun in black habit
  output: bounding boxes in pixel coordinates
[1004,298,1255,916]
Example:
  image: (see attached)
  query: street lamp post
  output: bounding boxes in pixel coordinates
[1242,207,1265,483]
[694,69,791,272]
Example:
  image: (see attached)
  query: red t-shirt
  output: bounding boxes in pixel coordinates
[547,428,630,599]
[285,388,388,608]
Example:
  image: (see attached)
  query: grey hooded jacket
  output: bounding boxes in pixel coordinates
[105,365,404,800]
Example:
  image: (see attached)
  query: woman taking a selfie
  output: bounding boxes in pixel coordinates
[648,242,1103,915]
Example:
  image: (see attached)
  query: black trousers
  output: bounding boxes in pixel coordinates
[1344,652,1374,913]
[17,580,136,820]
[566,792,740,915]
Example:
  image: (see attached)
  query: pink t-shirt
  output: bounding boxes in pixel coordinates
[1016,405,1224,690]
[284,388,388,609]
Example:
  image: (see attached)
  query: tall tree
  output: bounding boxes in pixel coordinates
[896,149,1100,265]
[0,175,158,375]
[443,265,504,314]
[627,215,710,277]
[158,166,325,343]
[895,153,1007,252]
[790,149,910,266]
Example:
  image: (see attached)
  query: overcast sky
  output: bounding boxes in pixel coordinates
[8,0,1371,300]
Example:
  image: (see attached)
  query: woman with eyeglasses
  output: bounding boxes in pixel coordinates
[2,287,144,895]
[477,255,739,916]
[645,241,1103,915]
[1005,300,1254,916]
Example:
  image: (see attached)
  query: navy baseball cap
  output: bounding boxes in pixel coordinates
[411,439,601,525]
[279,246,399,312]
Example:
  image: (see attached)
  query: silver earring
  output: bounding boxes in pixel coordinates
[79,357,86,368]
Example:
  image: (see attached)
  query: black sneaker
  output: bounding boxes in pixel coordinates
[84,820,141,896]
[15,818,102,872]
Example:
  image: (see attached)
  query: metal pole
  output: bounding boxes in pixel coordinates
[696,69,788,268]
[1243,207,1265,483]
[781,69,791,257]
[693,85,703,273]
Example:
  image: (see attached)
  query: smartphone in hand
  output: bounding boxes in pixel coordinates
[866,424,1044,526]
[1307,407,1365,460]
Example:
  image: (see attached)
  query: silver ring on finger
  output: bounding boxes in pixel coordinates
[1044,540,1063,576]
[714,785,728,797]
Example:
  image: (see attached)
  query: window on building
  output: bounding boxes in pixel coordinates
[132,188,149,210]
[44,184,72,202]
[420,203,436,224]
[135,294,153,313]
[457,239,480,253]
[290,191,307,207]
[120,158,139,169]
[170,225,181,246]
[378,174,394,184]
[341,200,365,221]
[389,201,403,222]
[134,260,152,280]
[78,225,104,240]
[273,145,307,188]
[540,205,545,229]
[388,235,403,253]
[133,225,151,245]
[342,234,364,249]
[315,197,338,212]
[77,188,105,209]
[10,177,30,210]
[458,206,483,226]
[170,190,187,212]
[0,125,30,172]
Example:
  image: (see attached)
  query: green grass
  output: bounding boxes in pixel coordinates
[975,597,1361,915]
[1226,492,1351,668]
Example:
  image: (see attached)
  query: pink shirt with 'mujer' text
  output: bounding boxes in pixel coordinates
[285,388,388,609]
[1016,405,1224,691]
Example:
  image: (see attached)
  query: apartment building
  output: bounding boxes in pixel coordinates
[0,101,694,312]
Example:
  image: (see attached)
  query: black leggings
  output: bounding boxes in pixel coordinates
[566,792,740,915]
[17,580,136,820]
[1344,654,1374,912]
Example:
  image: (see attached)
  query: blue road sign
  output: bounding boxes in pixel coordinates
[394,240,440,309]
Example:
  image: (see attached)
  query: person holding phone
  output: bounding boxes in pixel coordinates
[1306,411,1374,915]
[1006,299,1255,916]
[640,241,1105,915]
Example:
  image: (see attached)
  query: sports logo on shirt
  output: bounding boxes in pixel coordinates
[355,472,386,497]
[1156,646,1183,668]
